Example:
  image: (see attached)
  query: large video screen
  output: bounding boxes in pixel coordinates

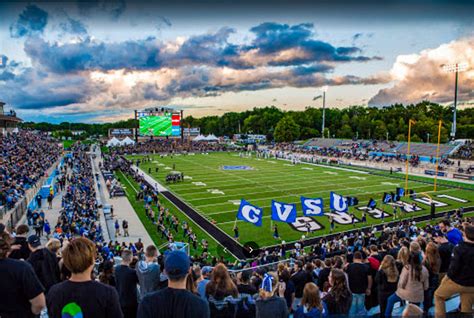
[139,113,181,137]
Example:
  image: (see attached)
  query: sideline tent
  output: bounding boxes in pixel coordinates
[106,137,121,147]
[204,134,218,142]
[121,136,135,145]
[193,134,206,141]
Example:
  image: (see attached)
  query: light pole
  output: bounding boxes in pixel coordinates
[427,133,430,144]
[443,62,468,140]
[321,86,328,138]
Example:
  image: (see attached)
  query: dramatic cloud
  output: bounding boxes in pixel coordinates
[2,5,388,118]
[59,14,88,35]
[23,22,379,74]
[369,37,474,106]
[77,0,126,20]
[10,5,48,38]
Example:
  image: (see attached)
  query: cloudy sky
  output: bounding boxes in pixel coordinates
[0,0,473,123]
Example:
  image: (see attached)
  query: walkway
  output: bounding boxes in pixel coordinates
[93,147,153,247]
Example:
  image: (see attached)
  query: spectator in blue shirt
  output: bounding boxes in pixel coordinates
[438,220,463,245]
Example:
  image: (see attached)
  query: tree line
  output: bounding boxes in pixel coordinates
[21,101,473,143]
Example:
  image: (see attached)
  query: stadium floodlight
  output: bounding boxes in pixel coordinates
[443,62,469,140]
[320,86,329,138]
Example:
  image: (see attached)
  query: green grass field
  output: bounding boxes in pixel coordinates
[126,152,474,249]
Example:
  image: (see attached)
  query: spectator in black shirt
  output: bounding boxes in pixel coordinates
[138,250,209,318]
[0,231,46,317]
[345,251,372,316]
[375,255,399,318]
[290,260,310,311]
[47,237,123,318]
[27,234,60,292]
[115,249,139,318]
[317,259,331,291]
[434,233,454,279]
[237,270,257,295]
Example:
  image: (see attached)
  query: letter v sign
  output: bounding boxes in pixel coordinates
[271,200,297,223]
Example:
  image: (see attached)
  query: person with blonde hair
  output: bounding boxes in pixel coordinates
[46,238,61,256]
[396,246,409,273]
[385,252,429,317]
[294,283,328,318]
[423,242,441,315]
[256,272,288,318]
[376,255,399,317]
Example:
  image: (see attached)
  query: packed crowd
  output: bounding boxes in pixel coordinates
[103,153,221,265]
[1,202,472,318]
[453,141,474,160]
[110,139,231,155]
[0,131,60,210]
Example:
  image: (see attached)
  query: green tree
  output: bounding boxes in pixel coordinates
[274,116,300,142]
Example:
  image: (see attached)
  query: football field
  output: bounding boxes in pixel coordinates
[127,152,474,249]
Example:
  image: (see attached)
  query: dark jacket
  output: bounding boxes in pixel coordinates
[256,296,289,318]
[291,270,311,298]
[322,289,352,315]
[447,241,474,286]
[375,269,398,299]
[27,248,60,292]
[114,264,139,309]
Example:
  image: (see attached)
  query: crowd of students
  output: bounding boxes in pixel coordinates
[1,209,473,318]
[1,131,60,210]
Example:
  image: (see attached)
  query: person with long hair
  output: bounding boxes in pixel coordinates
[385,252,429,317]
[205,263,238,318]
[98,260,116,286]
[256,272,288,318]
[396,246,409,273]
[423,242,441,315]
[322,268,352,316]
[375,255,399,318]
[205,263,238,299]
[278,268,295,311]
[294,283,328,318]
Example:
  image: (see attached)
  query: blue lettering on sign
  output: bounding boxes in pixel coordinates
[222,165,254,171]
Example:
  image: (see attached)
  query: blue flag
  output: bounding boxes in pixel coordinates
[330,192,348,212]
[271,200,297,222]
[383,192,392,204]
[301,196,324,216]
[368,198,377,209]
[396,187,405,198]
[237,199,263,226]
[346,196,359,206]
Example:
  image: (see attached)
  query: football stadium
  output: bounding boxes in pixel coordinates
[1,1,474,318]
